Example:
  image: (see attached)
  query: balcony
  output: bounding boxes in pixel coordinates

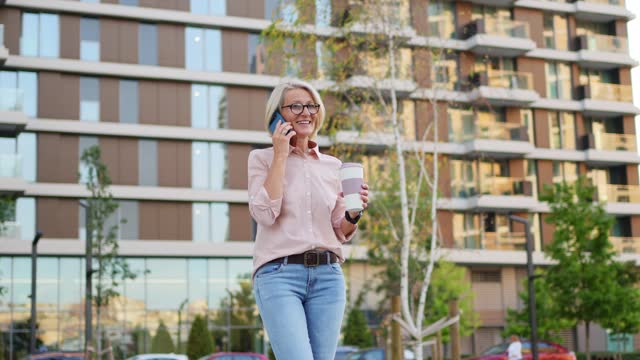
[579,82,639,117]
[458,0,515,6]
[448,176,537,211]
[0,221,21,240]
[581,133,640,166]
[455,120,534,158]
[467,70,540,107]
[463,18,536,57]
[610,237,640,254]
[0,25,7,65]
[597,184,640,215]
[0,88,28,136]
[570,0,635,22]
[575,34,637,69]
[454,230,526,250]
[0,153,26,196]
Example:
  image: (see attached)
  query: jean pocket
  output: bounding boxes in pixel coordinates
[256,263,285,279]
[329,262,343,274]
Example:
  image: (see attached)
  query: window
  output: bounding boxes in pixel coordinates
[521,109,534,144]
[316,0,331,27]
[80,200,138,241]
[80,18,100,61]
[119,80,138,123]
[432,54,458,90]
[543,13,568,50]
[548,112,576,149]
[552,161,578,183]
[448,108,475,143]
[0,138,18,179]
[16,197,36,240]
[193,202,229,242]
[138,23,157,66]
[192,142,227,189]
[545,62,572,100]
[190,0,226,16]
[191,85,227,128]
[18,133,37,182]
[21,12,59,58]
[139,140,157,186]
[0,70,38,117]
[428,1,456,38]
[316,41,332,80]
[248,33,265,74]
[185,27,222,72]
[78,136,98,183]
[120,0,138,5]
[80,77,100,122]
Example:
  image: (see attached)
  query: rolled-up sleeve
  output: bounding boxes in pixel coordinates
[248,150,283,226]
[331,176,358,243]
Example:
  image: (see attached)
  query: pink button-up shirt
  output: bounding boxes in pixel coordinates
[248,140,357,275]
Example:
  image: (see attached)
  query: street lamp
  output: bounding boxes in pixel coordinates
[509,215,538,360]
[30,231,43,354]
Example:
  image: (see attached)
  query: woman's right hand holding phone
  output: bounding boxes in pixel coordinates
[272,120,296,160]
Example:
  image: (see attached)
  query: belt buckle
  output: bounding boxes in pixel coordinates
[303,251,321,267]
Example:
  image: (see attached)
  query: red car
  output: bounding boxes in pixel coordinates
[468,341,576,360]
[199,353,269,360]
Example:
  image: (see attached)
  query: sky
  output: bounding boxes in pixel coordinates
[629,2,640,141]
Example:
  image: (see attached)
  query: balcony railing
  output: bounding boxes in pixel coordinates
[610,237,640,254]
[576,34,628,53]
[464,18,530,39]
[580,82,633,102]
[0,88,25,112]
[0,24,4,47]
[470,71,534,90]
[452,121,528,142]
[0,221,20,240]
[480,176,533,196]
[0,154,22,178]
[579,0,625,5]
[484,231,527,251]
[598,184,640,203]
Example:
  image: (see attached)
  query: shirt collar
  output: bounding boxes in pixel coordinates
[288,139,320,159]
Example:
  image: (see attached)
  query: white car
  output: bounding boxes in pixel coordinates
[126,354,189,360]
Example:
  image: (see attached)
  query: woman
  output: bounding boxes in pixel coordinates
[248,79,369,360]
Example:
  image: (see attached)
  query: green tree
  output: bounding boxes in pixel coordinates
[81,145,137,356]
[600,261,640,354]
[540,176,618,360]
[151,320,176,353]
[343,307,374,348]
[503,273,573,343]
[187,315,213,360]
[0,318,43,360]
[130,326,151,355]
[212,274,259,352]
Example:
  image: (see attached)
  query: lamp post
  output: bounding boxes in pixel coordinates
[509,215,538,360]
[177,299,188,353]
[30,231,43,354]
[79,200,93,353]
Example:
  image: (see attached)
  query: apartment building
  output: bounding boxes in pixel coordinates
[0,0,638,358]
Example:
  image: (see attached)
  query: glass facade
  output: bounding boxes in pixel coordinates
[192,142,227,190]
[138,23,158,66]
[428,1,456,38]
[0,132,36,182]
[21,12,59,58]
[190,0,226,16]
[191,85,227,129]
[139,140,158,186]
[193,203,229,243]
[0,70,38,117]
[80,17,100,61]
[79,200,139,241]
[545,62,572,100]
[248,33,265,74]
[78,136,99,183]
[185,27,222,72]
[543,13,568,50]
[119,80,139,123]
[80,77,100,122]
[548,112,576,150]
[0,256,263,357]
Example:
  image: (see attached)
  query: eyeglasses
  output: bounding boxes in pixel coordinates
[281,103,321,115]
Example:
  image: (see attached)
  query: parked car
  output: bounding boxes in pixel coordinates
[467,340,576,360]
[345,348,415,360]
[335,345,359,360]
[198,353,269,360]
[28,352,85,360]
[126,354,188,360]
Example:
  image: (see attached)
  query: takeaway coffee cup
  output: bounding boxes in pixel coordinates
[340,163,364,212]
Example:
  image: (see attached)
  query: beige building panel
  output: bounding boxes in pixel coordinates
[158,23,185,68]
[411,0,428,35]
[517,58,546,97]
[38,72,80,120]
[157,140,191,187]
[472,283,503,310]
[534,110,550,148]
[0,8,21,54]
[37,198,79,239]
[139,201,191,240]
[415,101,448,142]
[501,267,518,311]
[60,14,80,59]
[100,18,120,63]
[139,0,189,11]
[139,80,159,124]
[222,30,249,73]
[438,211,454,248]
[119,20,139,64]
[345,262,385,309]
[227,0,265,19]
[229,204,251,241]
[514,8,544,48]
[456,2,473,40]
[227,87,270,131]
[37,133,79,183]
[227,143,252,190]
[100,77,119,122]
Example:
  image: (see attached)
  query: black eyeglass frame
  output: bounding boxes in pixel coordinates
[281,103,321,115]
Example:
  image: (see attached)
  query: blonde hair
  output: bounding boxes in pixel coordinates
[264,79,326,139]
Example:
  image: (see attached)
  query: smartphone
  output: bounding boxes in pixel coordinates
[268,111,291,135]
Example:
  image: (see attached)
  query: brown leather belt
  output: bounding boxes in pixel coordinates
[268,250,338,267]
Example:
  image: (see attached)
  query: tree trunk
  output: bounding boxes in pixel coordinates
[391,296,403,360]
[585,322,591,360]
[449,300,460,360]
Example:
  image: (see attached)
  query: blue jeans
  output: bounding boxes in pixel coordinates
[253,261,346,360]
